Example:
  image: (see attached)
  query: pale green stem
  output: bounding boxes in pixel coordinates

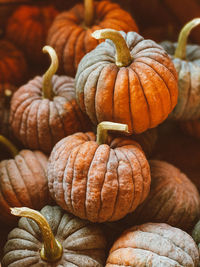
[92,29,132,67]
[96,121,129,145]
[11,207,63,262]
[174,18,200,59]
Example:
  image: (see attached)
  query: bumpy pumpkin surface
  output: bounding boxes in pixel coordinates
[75,30,178,134]
[2,205,107,267]
[6,5,58,64]
[0,150,49,224]
[9,75,91,154]
[0,40,27,85]
[47,0,138,77]
[106,222,199,267]
[47,131,151,222]
[121,160,200,231]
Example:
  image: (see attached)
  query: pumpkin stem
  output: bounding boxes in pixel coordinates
[96,121,129,145]
[42,45,58,100]
[0,135,18,157]
[84,0,94,27]
[92,29,132,67]
[10,207,63,262]
[174,18,200,60]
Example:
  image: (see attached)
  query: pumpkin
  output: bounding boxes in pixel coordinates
[6,5,58,65]
[160,18,200,120]
[106,222,199,266]
[10,46,92,154]
[47,0,138,77]
[75,29,178,134]
[2,205,107,266]
[47,121,151,223]
[120,160,200,232]
[192,220,200,252]
[0,135,50,225]
[0,39,27,85]
[179,119,200,140]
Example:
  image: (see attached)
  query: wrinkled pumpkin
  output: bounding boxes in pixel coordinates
[120,160,200,232]
[10,46,92,154]
[0,136,50,225]
[47,121,151,222]
[75,29,178,134]
[47,0,138,77]
[6,5,58,65]
[106,222,199,266]
[161,18,200,120]
[2,205,107,266]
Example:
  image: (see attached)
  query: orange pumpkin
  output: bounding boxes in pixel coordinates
[47,0,138,77]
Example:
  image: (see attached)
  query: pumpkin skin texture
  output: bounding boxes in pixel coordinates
[9,75,92,154]
[106,222,199,267]
[6,5,58,65]
[47,0,138,77]
[0,150,50,225]
[47,131,151,223]
[2,205,107,267]
[75,31,178,134]
[192,220,200,252]
[161,41,200,120]
[0,40,27,85]
[120,160,200,232]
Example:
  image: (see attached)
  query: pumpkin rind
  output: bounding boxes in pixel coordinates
[2,205,106,266]
[75,31,178,134]
[106,222,199,267]
[47,0,138,77]
[47,131,151,222]
[9,75,92,154]
[121,160,200,231]
[180,119,200,139]
[0,149,50,224]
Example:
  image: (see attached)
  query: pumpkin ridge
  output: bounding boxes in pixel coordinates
[73,28,85,71]
[127,68,134,132]
[51,100,66,137]
[47,101,54,148]
[182,62,192,117]
[135,60,170,116]
[129,66,151,129]
[19,102,31,147]
[62,257,79,266]
[8,228,39,244]
[3,253,39,266]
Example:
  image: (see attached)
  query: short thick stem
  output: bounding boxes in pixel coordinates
[174,18,200,60]
[96,121,129,145]
[84,0,94,27]
[0,135,18,157]
[42,46,58,100]
[11,207,63,262]
[92,29,132,67]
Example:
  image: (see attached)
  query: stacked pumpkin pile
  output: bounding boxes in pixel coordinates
[1,0,200,266]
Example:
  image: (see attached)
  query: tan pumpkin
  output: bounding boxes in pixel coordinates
[47,0,138,77]
[75,29,178,134]
[106,222,199,266]
[47,121,151,222]
[2,206,107,266]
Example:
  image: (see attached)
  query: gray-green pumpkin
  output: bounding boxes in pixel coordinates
[161,18,200,120]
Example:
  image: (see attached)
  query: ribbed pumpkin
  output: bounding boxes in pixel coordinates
[161,18,200,120]
[0,136,50,225]
[2,205,107,266]
[6,5,58,65]
[0,39,27,85]
[106,222,199,266]
[47,121,151,223]
[75,29,178,134]
[121,160,200,232]
[47,0,138,77]
[10,46,92,154]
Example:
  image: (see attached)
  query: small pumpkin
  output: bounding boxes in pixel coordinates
[47,121,151,222]
[0,39,27,85]
[75,29,178,134]
[120,160,200,232]
[6,5,58,65]
[106,222,199,266]
[160,18,200,120]
[47,0,138,77]
[2,205,107,266]
[0,136,50,225]
[10,46,92,154]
